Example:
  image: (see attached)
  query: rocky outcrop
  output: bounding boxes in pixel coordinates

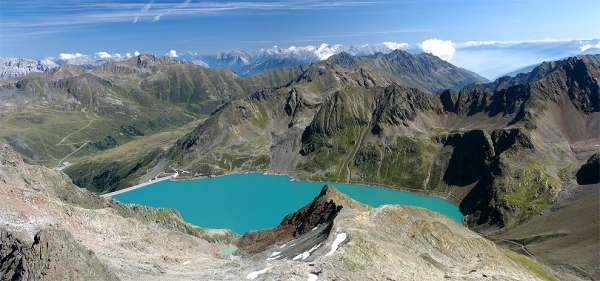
[576,153,600,185]
[237,185,366,254]
[0,57,57,78]
[490,128,534,155]
[0,228,119,281]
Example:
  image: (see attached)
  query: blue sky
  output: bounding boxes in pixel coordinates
[1,0,599,59]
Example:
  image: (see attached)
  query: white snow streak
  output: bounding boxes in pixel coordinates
[325,233,347,256]
[246,267,272,280]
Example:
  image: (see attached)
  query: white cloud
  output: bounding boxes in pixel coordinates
[257,42,409,61]
[94,51,130,60]
[142,1,154,13]
[580,42,600,52]
[59,52,85,60]
[3,1,384,28]
[383,41,409,50]
[133,0,154,23]
[56,52,95,65]
[167,50,178,58]
[457,38,596,48]
[95,51,112,59]
[315,43,344,60]
[134,51,141,56]
[420,39,456,61]
[152,0,191,22]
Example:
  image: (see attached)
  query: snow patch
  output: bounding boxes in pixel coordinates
[420,39,456,61]
[266,251,282,261]
[325,233,347,256]
[167,50,178,58]
[292,243,322,261]
[307,273,319,281]
[246,267,271,280]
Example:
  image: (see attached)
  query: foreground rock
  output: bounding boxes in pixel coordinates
[233,185,549,281]
[0,144,552,280]
[0,228,118,281]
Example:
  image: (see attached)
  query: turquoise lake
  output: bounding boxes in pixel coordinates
[113,173,463,234]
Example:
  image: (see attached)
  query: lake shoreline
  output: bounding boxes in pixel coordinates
[111,172,464,233]
[169,169,464,206]
[101,172,179,198]
[104,168,465,207]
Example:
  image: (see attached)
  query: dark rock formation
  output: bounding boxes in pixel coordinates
[443,129,495,186]
[490,128,534,155]
[237,185,366,254]
[576,153,600,185]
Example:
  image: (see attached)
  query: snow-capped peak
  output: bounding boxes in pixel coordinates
[0,57,58,78]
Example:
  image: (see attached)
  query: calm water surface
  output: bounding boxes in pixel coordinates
[114,173,463,233]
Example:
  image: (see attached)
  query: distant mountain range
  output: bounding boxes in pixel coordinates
[0,57,58,78]
[0,43,410,78]
[3,40,600,79]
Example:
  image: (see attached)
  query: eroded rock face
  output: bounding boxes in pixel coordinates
[0,228,119,281]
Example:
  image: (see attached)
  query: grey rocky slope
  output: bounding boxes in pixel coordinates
[0,144,550,280]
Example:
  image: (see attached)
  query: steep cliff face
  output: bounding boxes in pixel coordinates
[237,185,367,254]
